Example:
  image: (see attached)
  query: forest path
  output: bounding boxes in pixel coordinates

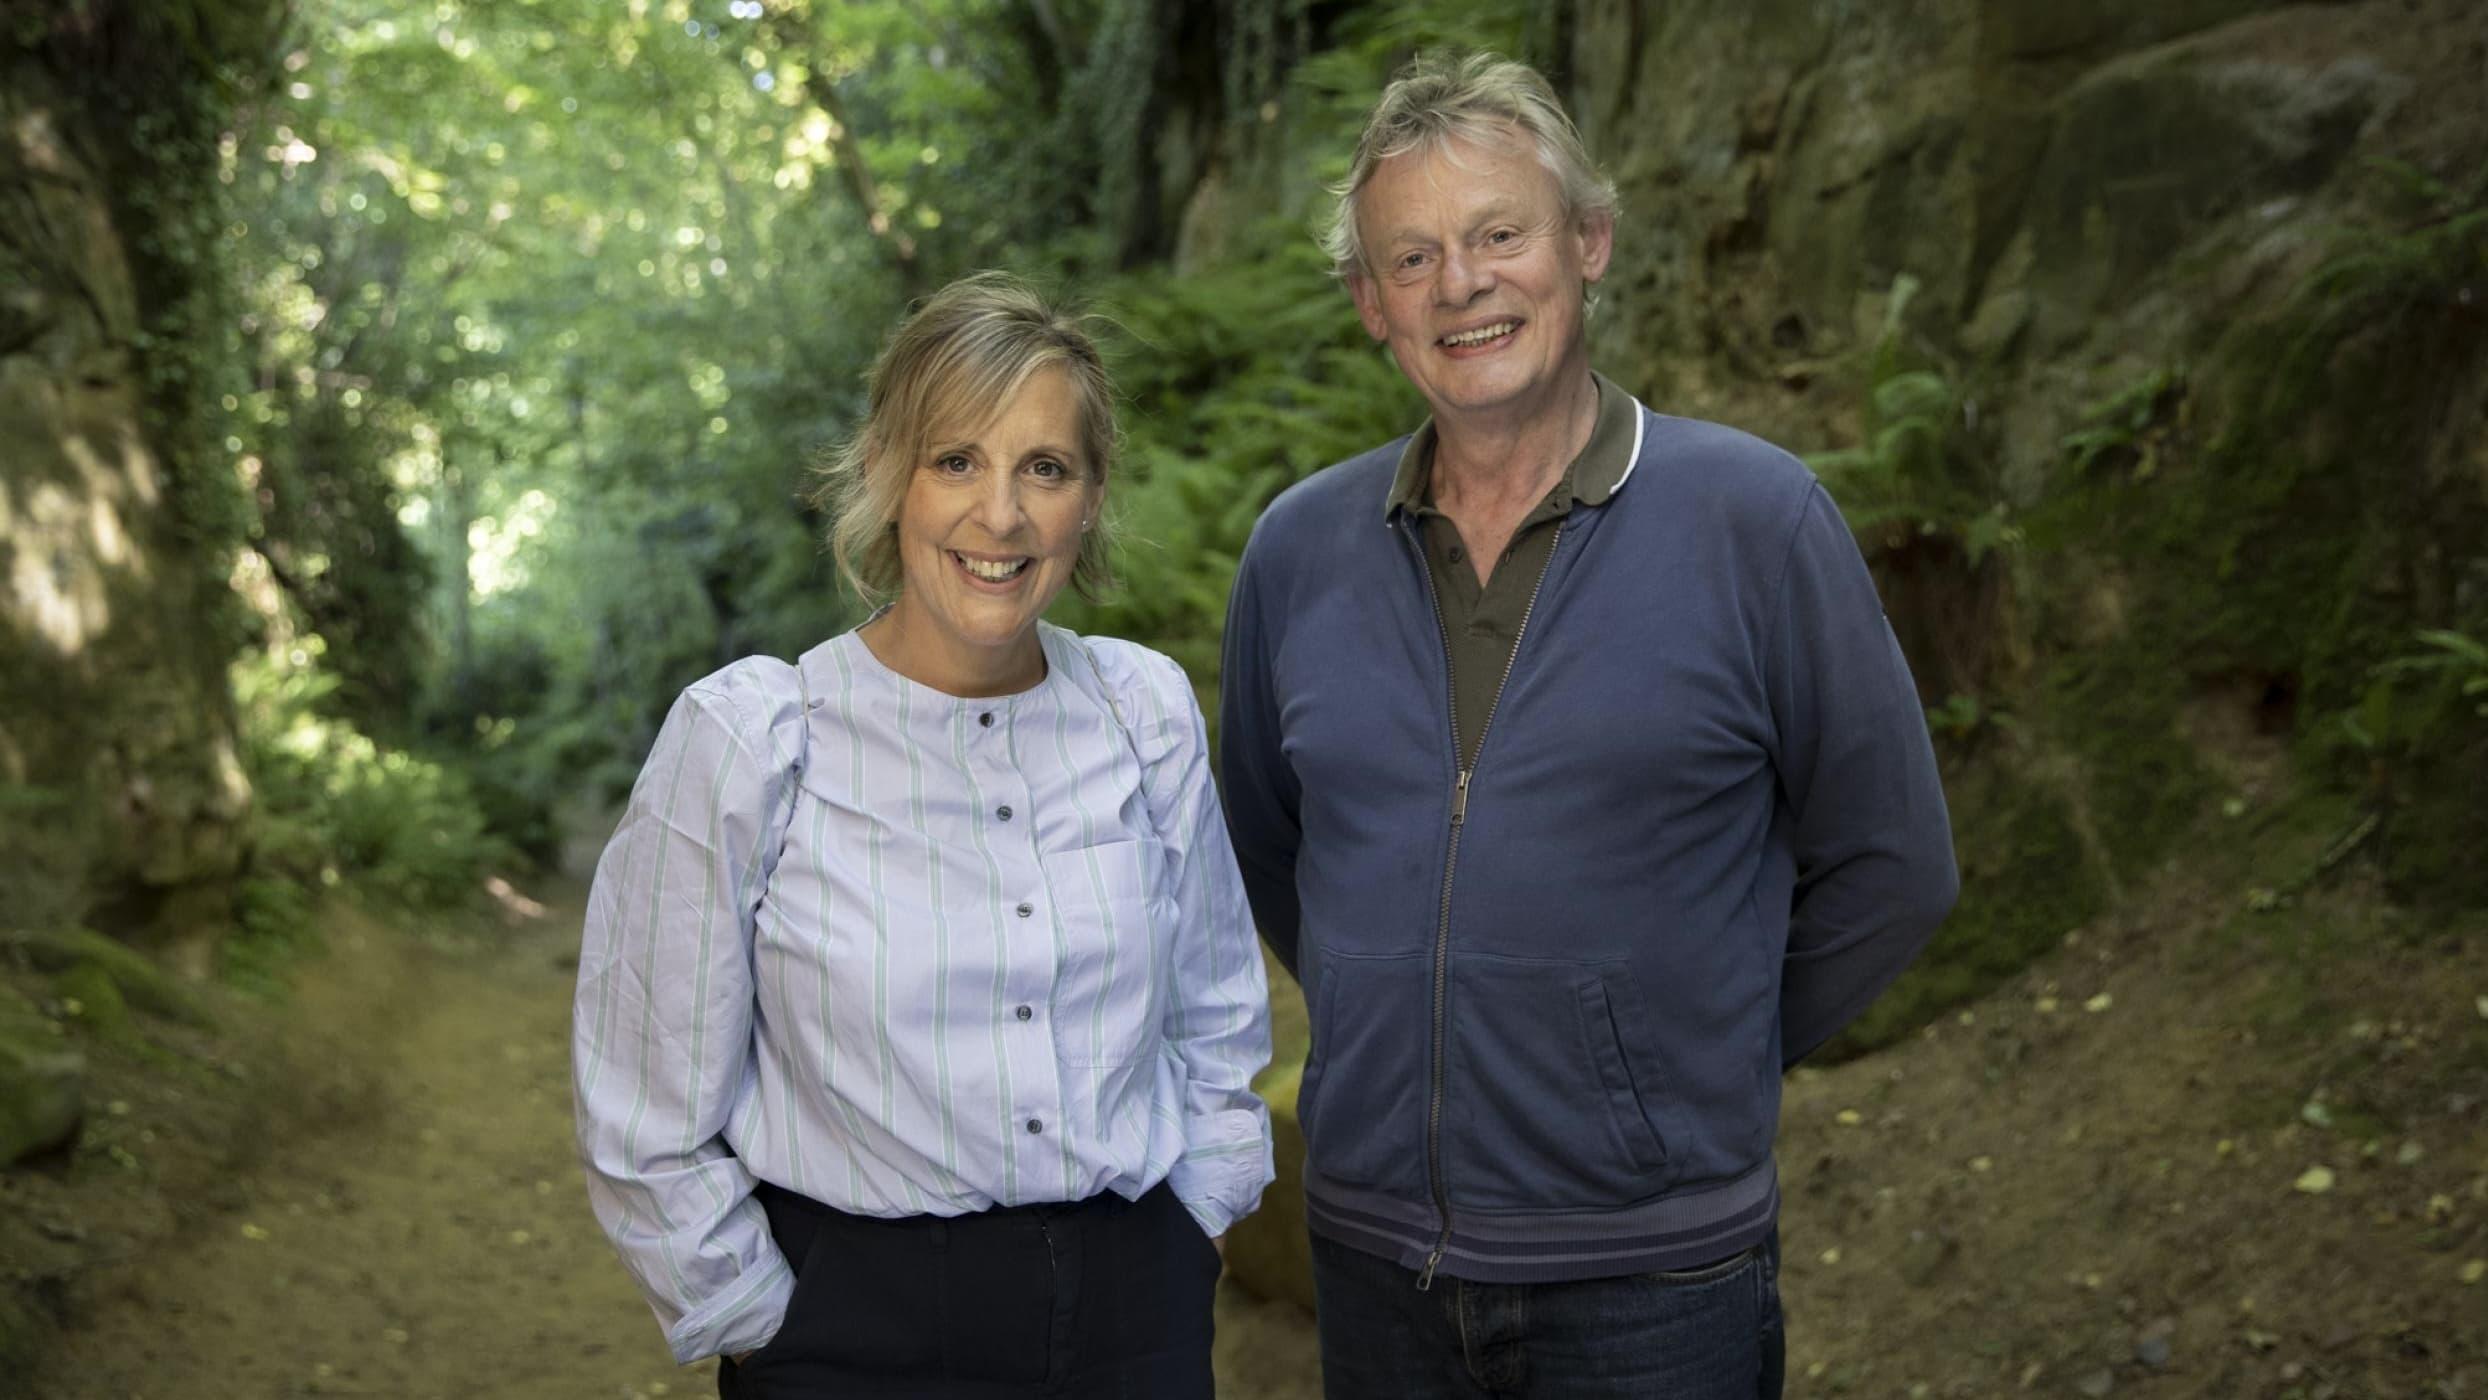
[26,886,1322,1399]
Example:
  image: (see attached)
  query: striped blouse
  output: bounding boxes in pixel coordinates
[572,623,1275,1364]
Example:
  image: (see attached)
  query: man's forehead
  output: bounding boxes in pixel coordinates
[1362,137,1558,235]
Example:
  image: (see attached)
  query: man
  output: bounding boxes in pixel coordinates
[1218,52,1958,1399]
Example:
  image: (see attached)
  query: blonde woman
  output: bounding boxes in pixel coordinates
[574,272,1273,1399]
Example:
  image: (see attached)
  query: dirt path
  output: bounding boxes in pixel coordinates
[25,889,1322,1400]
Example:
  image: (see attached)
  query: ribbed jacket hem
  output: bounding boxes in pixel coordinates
[1302,1156,1779,1284]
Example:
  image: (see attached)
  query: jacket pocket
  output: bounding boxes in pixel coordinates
[1297,951,1431,1198]
[1580,975,1669,1173]
[1444,957,1672,1210]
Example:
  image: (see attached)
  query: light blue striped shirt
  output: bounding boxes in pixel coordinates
[572,623,1274,1364]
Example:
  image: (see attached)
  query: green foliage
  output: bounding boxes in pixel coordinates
[2352,629,2488,750]
[234,650,511,934]
[2345,628,2488,906]
[2059,367,2186,481]
[1925,693,2016,744]
[1811,276,2020,565]
[2259,159,2488,420]
[1056,230,1423,681]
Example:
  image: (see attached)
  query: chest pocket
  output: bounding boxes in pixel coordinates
[1040,838,1164,1067]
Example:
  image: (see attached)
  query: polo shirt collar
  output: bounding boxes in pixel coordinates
[1383,371,1641,522]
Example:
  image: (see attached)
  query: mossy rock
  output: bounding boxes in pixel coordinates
[52,961,132,1039]
[1818,759,2113,1059]
[0,982,84,1165]
[1224,1058,1314,1311]
[1,927,211,1029]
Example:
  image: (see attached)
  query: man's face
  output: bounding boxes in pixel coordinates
[1348,133,1613,428]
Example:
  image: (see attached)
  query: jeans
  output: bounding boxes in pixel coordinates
[1309,1230,1784,1400]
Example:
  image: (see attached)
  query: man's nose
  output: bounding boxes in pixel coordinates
[1437,245,1494,304]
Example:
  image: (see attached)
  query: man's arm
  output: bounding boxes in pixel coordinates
[1217,537,1308,978]
[1764,485,1960,1067]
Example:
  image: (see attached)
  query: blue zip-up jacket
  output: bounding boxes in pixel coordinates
[1217,396,1958,1284]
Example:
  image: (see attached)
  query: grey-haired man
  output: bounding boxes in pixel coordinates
[1219,52,1958,1398]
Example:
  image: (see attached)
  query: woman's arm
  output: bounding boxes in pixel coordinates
[1129,651,1277,1238]
[572,670,802,1364]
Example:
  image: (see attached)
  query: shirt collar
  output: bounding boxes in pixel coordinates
[1382,371,1641,522]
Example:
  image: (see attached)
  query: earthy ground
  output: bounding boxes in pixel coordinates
[5,888,1322,1400]
[7,841,2486,1400]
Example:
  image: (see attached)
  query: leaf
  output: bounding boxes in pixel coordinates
[2293,1165,2336,1194]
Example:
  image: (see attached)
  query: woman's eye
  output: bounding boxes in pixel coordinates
[1398,251,1426,270]
[934,453,973,475]
[1028,458,1067,481]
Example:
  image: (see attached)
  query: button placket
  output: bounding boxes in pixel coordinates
[982,718,1062,1166]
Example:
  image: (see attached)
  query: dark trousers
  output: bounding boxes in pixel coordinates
[1309,1231,1784,1400]
[717,1180,1220,1400]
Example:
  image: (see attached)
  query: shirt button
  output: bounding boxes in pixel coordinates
[1447,545,1465,563]
[1015,1004,1033,1022]
[996,805,1013,822]
[978,712,994,728]
[1016,902,1034,918]
[1025,1117,1044,1134]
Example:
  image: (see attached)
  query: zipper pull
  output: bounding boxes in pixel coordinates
[1451,769,1471,825]
[1416,1245,1445,1292]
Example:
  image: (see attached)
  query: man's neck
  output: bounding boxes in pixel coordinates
[1428,368,1600,519]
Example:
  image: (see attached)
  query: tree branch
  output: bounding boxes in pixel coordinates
[760,4,922,295]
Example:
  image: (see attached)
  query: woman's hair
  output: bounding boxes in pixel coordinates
[815,272,1118,603]
[1319,51,1619,280]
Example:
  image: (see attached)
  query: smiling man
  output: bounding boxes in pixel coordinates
[1217,53,1960,1399]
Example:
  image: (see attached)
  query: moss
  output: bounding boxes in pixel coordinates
[1822,765,2109,1060]
[2378,731,2488,907]
[2042,641,2212,875]
[51,963,132,1040]
[1,928,211,1030]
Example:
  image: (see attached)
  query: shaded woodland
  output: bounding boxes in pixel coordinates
[4,1,2486,1395]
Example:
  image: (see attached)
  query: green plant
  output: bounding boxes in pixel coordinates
[2260,159,2488,419]
[234,647,510,929]
[1810,275,2020,565]
[1926,694,2017,743]
[2060,368,2187,480]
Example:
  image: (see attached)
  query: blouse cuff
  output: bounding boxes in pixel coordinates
[664,1253,795,1365]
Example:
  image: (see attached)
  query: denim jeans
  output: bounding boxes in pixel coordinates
[1309,1230,1783,1400]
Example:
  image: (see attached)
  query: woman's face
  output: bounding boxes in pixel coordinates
[889,365,1099,673]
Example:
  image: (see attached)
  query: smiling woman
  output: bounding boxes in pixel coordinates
[572,271,1275,1400]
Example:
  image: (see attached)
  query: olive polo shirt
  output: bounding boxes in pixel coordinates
[1384,373,1641,770]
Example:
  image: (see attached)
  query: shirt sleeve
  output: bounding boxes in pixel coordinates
[1764,485,1962,1066]
[1216,537,1308,978]
[571,671,801,1364]
[1126,650,1276,1236]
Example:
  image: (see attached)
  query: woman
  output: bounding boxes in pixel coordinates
[572,272,1274,1399]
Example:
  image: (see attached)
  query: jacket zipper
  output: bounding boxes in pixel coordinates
[1406,517,1562,1291]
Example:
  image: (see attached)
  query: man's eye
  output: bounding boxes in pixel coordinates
[1487,228,1517,245]
[1397,251,1427,270]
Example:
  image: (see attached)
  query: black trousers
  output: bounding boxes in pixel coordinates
[717,1180,1220,1399]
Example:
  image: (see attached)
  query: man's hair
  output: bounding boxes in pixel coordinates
[1320,51,1619,280]
[813,271,1118,604]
